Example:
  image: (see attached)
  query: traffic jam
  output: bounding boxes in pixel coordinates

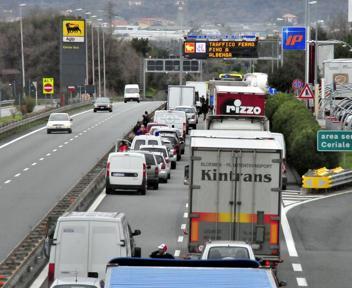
[45,75,288,288]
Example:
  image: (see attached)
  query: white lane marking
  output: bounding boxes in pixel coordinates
[83,130,87,133]
[281,205,298,257]
[52,149,57,152]
[0,109,92,151]
[183,212,188,218]
[64,142,69,145]
[23,168,29,171]
[69,138,74,141]
[14,173,21,178]
[88,191,107,212]
[58,145,63,148]
[4,180,11,184]
[186,203,189,208]
[297,278,308,287]
[174,250,181,257]
[32,162,37,166]
[181,224,186,230]
[46,153,51,156]
[79,133,83,136]
[39,158,44,161]
[177,236,184,243]
[292,263,303,272]
[75,135,79,138]
[30,265,48,288]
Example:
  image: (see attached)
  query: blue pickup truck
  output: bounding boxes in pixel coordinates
[104,258,286,288]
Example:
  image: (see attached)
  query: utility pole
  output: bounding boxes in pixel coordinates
[97,23,101,97]
[19,3,26,106]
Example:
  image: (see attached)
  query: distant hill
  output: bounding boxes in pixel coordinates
[1,0,347,26]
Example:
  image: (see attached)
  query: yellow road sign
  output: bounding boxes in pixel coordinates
[42,78,54,94]
[62,20,85,42]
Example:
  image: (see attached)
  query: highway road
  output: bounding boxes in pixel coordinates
[0,101,162,262]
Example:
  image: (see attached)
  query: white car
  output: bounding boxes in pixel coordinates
[50,277,103,288]
[47,113,72,134]
[200,241,256,261]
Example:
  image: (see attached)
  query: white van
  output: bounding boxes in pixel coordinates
[106,152,147,195]
[153,110,187,138]
[47,212,141,282]
[124,84,140,103]
[130,135,163,150]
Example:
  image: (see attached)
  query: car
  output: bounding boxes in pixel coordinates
[105,152,147,195]
[93,97,113,112]
[161,135,181,161]
[146,122,168,133]
[157,127,185,155]
[133,150,159,190]
[50,277,103,288]
[139,144,174,170]
[130,135,163,150]
[152,152,169,183]
[174,105,198,129]
[200,241,256,261]
[161,138,177,167]
[153,110,188,139]
[47,113,72,134]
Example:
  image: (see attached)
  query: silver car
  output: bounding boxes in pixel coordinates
[175,105,198,129]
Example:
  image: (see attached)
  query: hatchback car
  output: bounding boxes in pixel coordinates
[47,113,72,134]
[152,152,169,183]
[200,241,256,261]
[139,144,173,170]
[174,105,198,129]
[93,97,113,112]
[133,150,159,190]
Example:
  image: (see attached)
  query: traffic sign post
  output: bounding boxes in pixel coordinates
[297,83,314,100]
[317,130,352,152]
[292,79,304,91]
[42,78,54,95]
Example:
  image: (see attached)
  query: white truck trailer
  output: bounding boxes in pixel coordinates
[167,85,195,110]
[185,130,283,268]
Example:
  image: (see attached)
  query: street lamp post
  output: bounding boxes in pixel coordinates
[102,23,107,97]
[97,20,102,97]
[19,3,26,106]
[305,0,317,84]
[91,15,97,98]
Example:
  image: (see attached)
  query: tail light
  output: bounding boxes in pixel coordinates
[264,260,271,267]
[155,166,159,176]
[143,163,146,178]
[106,162,110,177]
[161,163,166,169]
[48,263,55,282]
[165,157,170,163]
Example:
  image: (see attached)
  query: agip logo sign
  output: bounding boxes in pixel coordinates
[62,20,85,42]
[282,27,306,50]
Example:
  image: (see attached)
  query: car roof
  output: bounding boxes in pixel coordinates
[52,277,101,285]
[139,145,167,150]
[204,241,250,248]
[49,112,69,116]
[133,135,161,140]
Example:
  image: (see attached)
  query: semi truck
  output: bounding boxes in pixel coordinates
[167,85,195,110]
[104,258,286,287]
[184,130,283,268]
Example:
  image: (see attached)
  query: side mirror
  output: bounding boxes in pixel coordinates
[132,229,141,236]
[184,165,189,185]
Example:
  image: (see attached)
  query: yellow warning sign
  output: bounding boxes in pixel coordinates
[42,77,54,94]
[62,20,85,42]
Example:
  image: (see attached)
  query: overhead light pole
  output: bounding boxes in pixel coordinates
[91,15,97,97]
[97,19,103,97]
[305,0,317,84]
[19,3,26,105]
[102,22,107,97]
[84,11,92,86]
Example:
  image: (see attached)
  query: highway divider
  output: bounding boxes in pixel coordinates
[0,102,165,288]
[302,166,352,190]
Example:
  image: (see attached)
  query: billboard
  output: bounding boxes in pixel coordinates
[62,20,85,42]
[282,27,306,50]
[183,39,258,59]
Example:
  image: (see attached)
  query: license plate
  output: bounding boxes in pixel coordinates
[111,172,138,177]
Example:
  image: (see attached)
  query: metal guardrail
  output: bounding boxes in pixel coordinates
[302,167,352,189]
[0,100,15,107]
[0,102,165,288]
[0,101,92,135]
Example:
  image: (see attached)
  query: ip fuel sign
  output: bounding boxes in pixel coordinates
[317,130,352,152]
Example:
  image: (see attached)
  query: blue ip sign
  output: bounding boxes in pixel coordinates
[282,27,306,50]
[268,87,277,95]
[317,130,352,152]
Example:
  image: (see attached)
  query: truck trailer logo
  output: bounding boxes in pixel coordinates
[226,99,262,115]
[202,169,272,183]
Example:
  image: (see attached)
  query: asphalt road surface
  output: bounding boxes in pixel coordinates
[0,101,162,262]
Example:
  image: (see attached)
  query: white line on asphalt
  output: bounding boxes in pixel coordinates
[64,142,69,144]
[32,162,37,166]
[87,191,107,212]
[174,250,181,257]
[83,130,87,133]
[292,263,303,272]
[296,277,308,286]
[79,133,83,136]
[181,224,186,230]
[58,145,63,148]
[46,153,51,156]
[39,158,44,161]
[183,212,188,218]
[4,180,11,184]
[0,109,92,151]
[281,205,298,257]
[185,203,189,208]
[52,149,57,152]
[23,168,29,171]
[14,173,21,178]
[70,138,74,141]
[177,236,184,243]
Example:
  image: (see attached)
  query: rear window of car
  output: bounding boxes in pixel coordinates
[154,154,164,164]
[176,107,194,113]
[96,97,110,104]
[134,140,145,150]
[144,153,156,165]
[148,140,159,146]
[208,247,249,260]
[162,136,177,145]
[49,114,69,121]
[141,147,167,158]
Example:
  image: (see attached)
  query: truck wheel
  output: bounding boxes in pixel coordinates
[124,100,127,103]
[47,129,51,134]
[68,129,72,134]
[93,109,97,112]
[140,186,146,195]
[137,100,140,103]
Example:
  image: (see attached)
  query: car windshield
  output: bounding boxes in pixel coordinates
[49,114,69,121]
[207,247,249,260]
[95,97,110,103]
[126,88,139,93]
[175,107,194,113]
